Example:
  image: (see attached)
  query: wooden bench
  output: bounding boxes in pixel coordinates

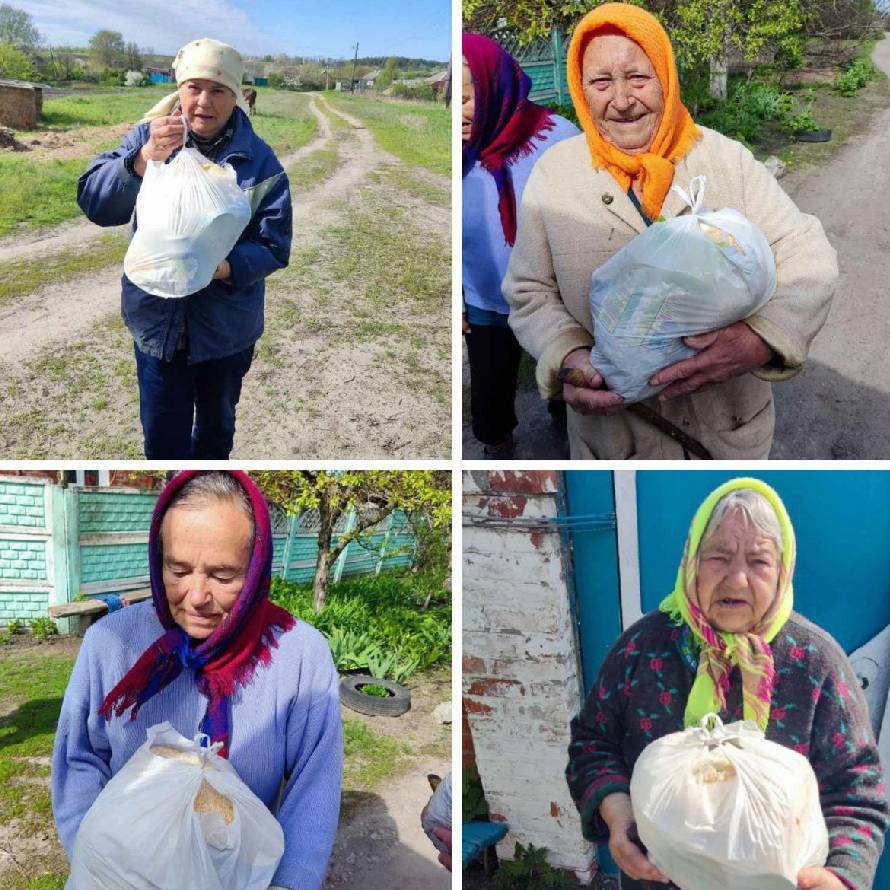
[49,589,152,635]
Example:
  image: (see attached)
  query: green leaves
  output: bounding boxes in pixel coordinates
[271,571,451,682]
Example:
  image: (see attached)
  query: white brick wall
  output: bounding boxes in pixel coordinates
[462,471,595,881]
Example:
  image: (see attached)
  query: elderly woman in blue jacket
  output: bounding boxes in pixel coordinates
[77,38,292,459]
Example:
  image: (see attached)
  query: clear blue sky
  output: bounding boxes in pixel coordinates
[19,0,451,61]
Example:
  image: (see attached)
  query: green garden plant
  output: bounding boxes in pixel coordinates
[359,683,390,698]
[271,570,451,682]
[6,618,24,634]
[30,616,58,642]
[834,56,877,96]
[493,843,577,889]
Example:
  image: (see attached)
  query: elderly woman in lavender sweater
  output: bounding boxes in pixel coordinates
[51,471,342,890]
[567,478,888,890]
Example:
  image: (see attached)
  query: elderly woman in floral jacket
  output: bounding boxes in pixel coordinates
[567,478,888,890]
[503,3,838,459]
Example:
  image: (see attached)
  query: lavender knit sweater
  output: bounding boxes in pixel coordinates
[567,610,889,890]
[51,601,343,890]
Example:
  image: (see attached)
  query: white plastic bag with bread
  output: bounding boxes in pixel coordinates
[66,721,283,890]
[629,714,828,890]
[123,117,251,298]
[587,175,777,403]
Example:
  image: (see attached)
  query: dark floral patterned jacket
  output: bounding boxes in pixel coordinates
[566,610,889,890]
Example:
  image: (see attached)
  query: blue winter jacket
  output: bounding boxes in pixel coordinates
[77,108,292,363]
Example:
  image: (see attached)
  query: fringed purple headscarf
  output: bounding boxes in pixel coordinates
[98,470,296,758]
[462,32,555,245]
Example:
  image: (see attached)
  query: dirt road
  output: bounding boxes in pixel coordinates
[463,35,890,460]
[0,94,450,459]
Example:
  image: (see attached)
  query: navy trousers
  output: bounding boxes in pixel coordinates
[134,343,255,459]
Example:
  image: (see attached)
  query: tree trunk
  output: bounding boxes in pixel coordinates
[312,549,331,612]
[709,52,728,101]
[312,501,337,612]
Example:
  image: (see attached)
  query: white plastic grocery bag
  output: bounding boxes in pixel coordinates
[421,772,452,855]
[629,714,828,890]
[588,176,777,403]
[66,721,284,890]
[124,120,252,298]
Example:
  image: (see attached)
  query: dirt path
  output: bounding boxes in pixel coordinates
[0,94,450,458]
[464,35,890,460]
[771,34,890,458]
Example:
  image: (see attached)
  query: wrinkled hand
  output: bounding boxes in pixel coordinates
[143,109,185,162]
[433,826,452,871]
[601,793,670,884]
[213,260,231,282]
[649,322,774,400]
[797,867,846,890]
[560,348,624,416]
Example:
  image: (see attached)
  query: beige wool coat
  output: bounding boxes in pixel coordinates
[502,126,838,460]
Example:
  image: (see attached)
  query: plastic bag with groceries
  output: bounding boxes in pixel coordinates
[588,175,777,403]
[123,118,252,298]
[629,713,828,890]
[66,721,284,890]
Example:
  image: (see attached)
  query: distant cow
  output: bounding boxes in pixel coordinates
[242,87,257,117]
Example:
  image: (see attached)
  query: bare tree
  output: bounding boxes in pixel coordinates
[125,41,142,71]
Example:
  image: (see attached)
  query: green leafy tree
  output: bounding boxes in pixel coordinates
[252,471,451,611]
[0,40,32,79]
[377,56,399,89]
[89,29,125,69]
[463,0,806,80]
[0,4,40,49]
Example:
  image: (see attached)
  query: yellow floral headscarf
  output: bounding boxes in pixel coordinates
[659,478,796,731]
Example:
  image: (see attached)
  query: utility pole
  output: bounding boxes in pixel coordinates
[351,42,359,92]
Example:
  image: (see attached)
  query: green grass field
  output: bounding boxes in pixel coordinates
[325,93,449,175]
[1,88,317,236]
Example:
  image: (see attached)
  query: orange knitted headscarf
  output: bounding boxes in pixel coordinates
[567,3,701,221]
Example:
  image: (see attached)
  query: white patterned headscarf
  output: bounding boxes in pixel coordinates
[141,37,250,123]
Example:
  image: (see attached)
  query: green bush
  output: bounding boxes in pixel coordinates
[271,571,451,682]
[30,616,58,642]
[359,683,390,697]
[391,82,436,101]
[834,56,877,96]
[6,618,24,634]
[694,79,793,146]
[0,42,34,80]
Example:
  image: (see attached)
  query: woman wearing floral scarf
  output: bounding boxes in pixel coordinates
[503,3,838,459]
[51,471,342,890]
[567,478,888,890]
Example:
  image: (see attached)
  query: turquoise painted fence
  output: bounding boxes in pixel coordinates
[488,29,569,105]
[0,476,417,627]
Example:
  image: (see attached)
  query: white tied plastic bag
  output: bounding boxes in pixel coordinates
[421,773,452,855]
[124,118,252,298]
[588,176,777,403]
[66,721,284,890]
[629,714,828,890]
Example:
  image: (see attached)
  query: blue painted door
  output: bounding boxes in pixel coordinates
[565,469,890,884]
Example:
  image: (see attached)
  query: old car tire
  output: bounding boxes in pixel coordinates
[339,674,411,717]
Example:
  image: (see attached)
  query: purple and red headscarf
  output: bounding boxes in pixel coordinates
[98,470,295,757]
[462,33,555,246]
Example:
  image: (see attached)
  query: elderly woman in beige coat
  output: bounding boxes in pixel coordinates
[503,3,838,460]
